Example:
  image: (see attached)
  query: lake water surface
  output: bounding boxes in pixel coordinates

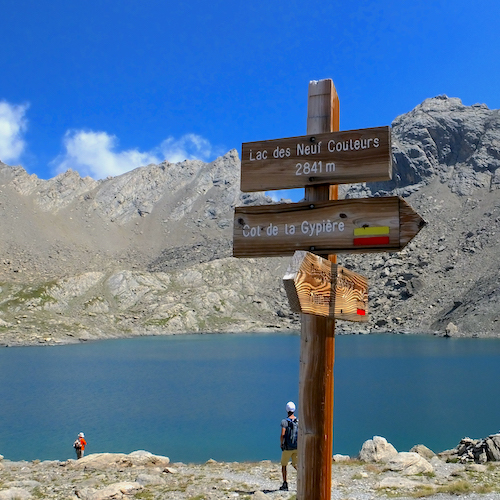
[1,333,499,463]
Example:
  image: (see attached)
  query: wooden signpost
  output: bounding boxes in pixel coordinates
[283,251,368,321]
[233,78,425,500]
[241,126,392,191]
[297,80,339,500]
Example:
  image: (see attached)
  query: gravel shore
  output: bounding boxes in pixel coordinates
[1,451,500,500]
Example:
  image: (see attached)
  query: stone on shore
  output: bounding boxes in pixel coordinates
[75,481,143,500]
[485,434,500,461]
[253,492,268,500]
[410,444,436,460]
[439,434,500,463]
[359,437,434,476]
[359,436,398,462]
[71,451,170,470]
[0,488,32,500]
[378,476,433,490]
[384,451,434,475]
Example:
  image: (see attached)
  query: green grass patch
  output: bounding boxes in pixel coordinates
[134,491,154,500]
[436,480,472,494]
[416,471,436,478]
[145,317,175,327]
[31,487,47,499]
[410,485,436,498]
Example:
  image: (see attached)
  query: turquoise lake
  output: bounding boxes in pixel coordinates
[0,333,499,463]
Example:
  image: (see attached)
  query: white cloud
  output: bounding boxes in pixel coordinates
[159,133,215,163]
[52,130,160,179]
[51,130,218,179]
[0,101,29,163]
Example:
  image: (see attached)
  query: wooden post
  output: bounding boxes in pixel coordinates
[297,79,339,500]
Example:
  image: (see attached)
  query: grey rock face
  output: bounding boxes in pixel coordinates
[0,96,499,344]
[339,96,500,337]
[440,434,500,463]
[366,95,500,196]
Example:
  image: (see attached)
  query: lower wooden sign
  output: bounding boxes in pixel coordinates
[233,196,425,257]
[283,251,368,321]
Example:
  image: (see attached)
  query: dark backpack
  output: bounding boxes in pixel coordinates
[73,439,81,449]
[284,417,298,450]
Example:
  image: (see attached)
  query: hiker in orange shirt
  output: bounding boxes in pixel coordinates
[74,432,87,459]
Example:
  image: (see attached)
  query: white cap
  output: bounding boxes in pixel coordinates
[78,432,84,437]
[286,401,296,412]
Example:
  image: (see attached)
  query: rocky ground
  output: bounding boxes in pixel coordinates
[1,449,500,500]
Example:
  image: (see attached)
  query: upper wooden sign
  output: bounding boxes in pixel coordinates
[283,251,368,321]
[233,196,425,258]
[240,126,392,192]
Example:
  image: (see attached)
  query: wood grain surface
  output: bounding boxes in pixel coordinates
[240,126,392,191]
[233,196,425,257]
[283,251,368,321]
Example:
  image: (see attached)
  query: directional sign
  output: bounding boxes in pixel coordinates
[240,126,392,192]
[233,196,425,257]
[283,251,368,321]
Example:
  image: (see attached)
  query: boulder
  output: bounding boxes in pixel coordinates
[4,481,41,489]
[410,444,436,460]
[485,434,500,461]
[466,463,487,473]
[439,435,500,463]
[127,450,170,467]
[0,488,32,500]
[71,451,170,470]
[71,453,128,470]
[445,322,458,336]
[359,436,398,463]
[75,482,143,500]
[253,492,268,500]
[135,474,166,486]
[384,452,434,475]
[378,476,431,490]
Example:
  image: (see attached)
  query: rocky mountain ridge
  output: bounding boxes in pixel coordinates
[0,95,499,345]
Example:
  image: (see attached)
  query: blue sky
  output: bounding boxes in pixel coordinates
[1,0,499,201]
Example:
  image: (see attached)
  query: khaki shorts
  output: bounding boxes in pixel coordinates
[281,449,298,467]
